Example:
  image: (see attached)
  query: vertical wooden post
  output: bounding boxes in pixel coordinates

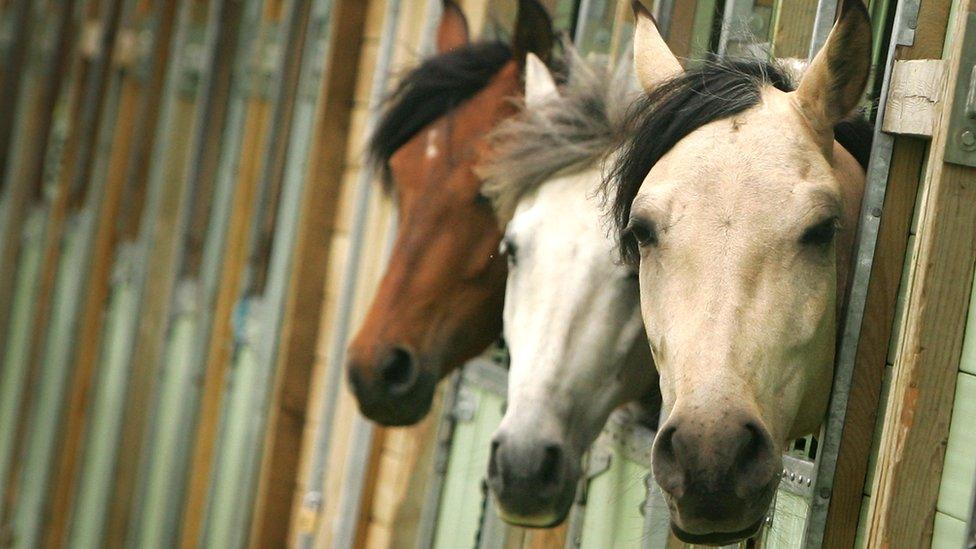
[246,0,369,546]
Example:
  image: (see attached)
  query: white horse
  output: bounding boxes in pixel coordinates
[480,50,660,527]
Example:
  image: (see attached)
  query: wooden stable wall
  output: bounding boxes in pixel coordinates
[865,0,976,545]
[0,0,385,547]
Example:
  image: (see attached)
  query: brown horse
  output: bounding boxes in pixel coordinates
[347,0,555,426]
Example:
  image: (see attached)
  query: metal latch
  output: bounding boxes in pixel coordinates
[945,13,976,168]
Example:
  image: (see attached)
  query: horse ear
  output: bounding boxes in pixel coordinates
[525,52,559,108]
[437,0,469,53]
[632,0,681,93]
[793,0,871,143]
[513,0,554,67]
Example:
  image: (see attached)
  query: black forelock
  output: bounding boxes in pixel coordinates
[367,41,513,186]
[606,57,872,265]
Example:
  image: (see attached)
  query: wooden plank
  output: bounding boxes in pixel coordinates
[820,0,955,544]
[48,0,176,547]
[867,1,976,544]
[184,0,309,543]
[125,0,243,543]
[882,59,946,137]
[662,0,697,59]
[246,0,369,546]
[0,6,76,483]
[19,0,127,543]
[1,0,107,541]
[172,0,293,545]
[0,0,32,191]
[97,1,216,543]
[771,0,817,58]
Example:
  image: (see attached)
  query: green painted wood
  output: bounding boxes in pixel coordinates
[433,384,505,549]
[63,2,212,538]
[0,208,46,505]
[763,491,809,548]
[65,268,139,548]
[931,511,966,548]
[937,372,976,521]
[126,0,251,540]
[854,496,870,548]
[579,453,649,548]
[10,220,86,548]
[958,264,976,376]
[133,301,198,549]
[864,364,892,497]
[688,0,718,62]
[887,234,917,365]
[201,319,264,549]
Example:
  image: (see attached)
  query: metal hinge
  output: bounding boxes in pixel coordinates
[945,13,976,168]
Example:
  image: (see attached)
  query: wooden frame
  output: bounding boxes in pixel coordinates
[821,0,956,545]
[865,0,976,544]
[246,0,370,546]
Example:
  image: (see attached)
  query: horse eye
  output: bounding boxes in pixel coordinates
[475,192,491,207]
[625,218,658,247]
[800,217,838,246]
[500,237,517,267]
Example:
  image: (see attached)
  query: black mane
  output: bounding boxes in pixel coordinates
[606,58,873,265]
[368,41,513,185]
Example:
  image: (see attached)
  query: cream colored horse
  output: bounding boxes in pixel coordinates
[606,0,873,543]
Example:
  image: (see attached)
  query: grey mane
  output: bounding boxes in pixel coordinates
[480,46,638,225]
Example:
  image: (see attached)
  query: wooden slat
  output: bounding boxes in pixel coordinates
[663,0,698,59]
[0,0,89,540]
[100,1,214,543]
[173,1,291,545]
[0,0,31,190]
[770,0,817,58]
[0,0,76,425]
[21,0,126,544]
[867,1,976,545]
[820,0,955,544]
[43,1,179,546]
[246,0,369,546]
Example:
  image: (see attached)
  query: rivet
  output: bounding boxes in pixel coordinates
[961,129,976,151]
[820,487,831,499]
[790,473,796,481]
[807,478,813,486]
[871,207,882,218]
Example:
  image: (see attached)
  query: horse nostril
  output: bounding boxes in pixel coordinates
[651,423,685,497]
[733,420,776,496]
[737,422,766,463]
[538,444,562,486]
[379,346,416,395]
[489,438,502,478]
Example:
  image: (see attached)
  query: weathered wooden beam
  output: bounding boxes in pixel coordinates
[882,59,946,138]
